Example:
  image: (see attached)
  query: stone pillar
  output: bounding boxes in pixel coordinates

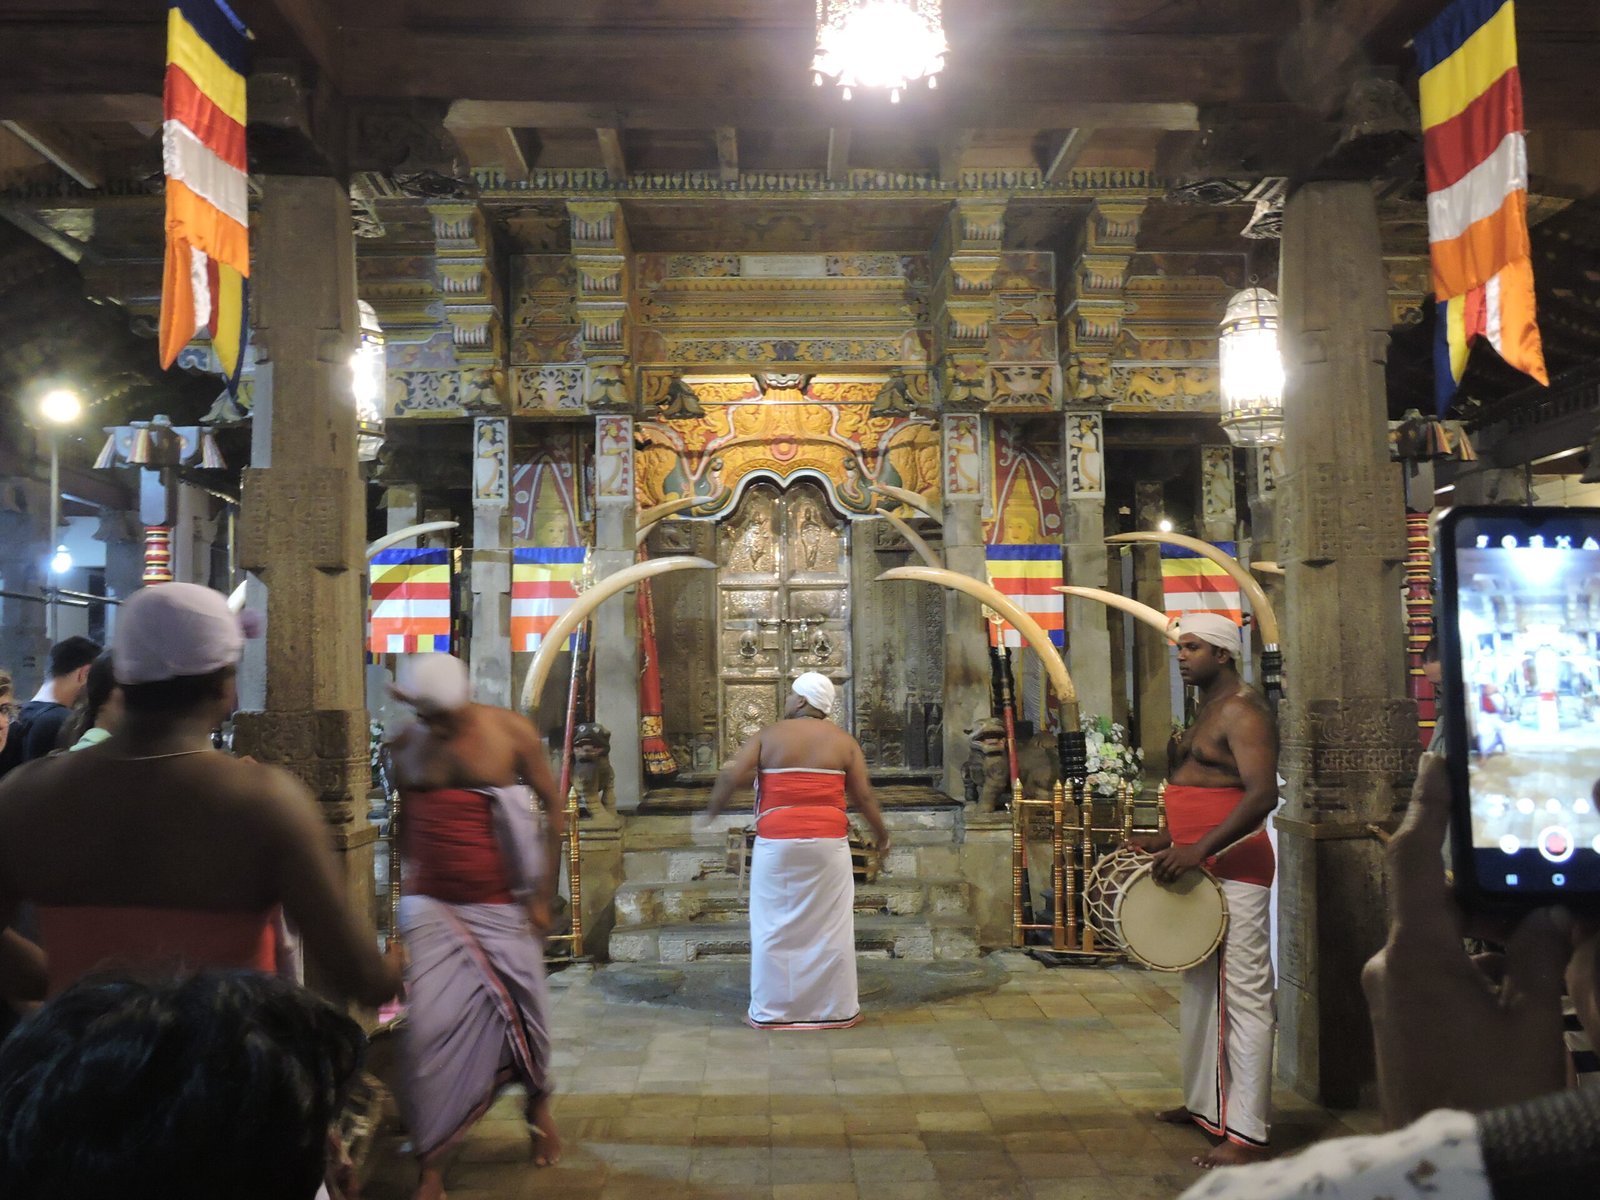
[470,419,513,706]
[1199,445,1238,544]
[939,414,991,797]
[1451,465,1531,505]
[233,176,378,980]
[0,476,50,695]
[593,415,641,808]
[1064,409,1112,719]
[1132,480,1174,769]
[1276,182,1417,1107]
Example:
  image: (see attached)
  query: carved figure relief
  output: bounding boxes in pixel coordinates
[943,414,982,498]
[595,415,633,499]
[1200,445,1237,536]
[1066,412,1105,499]
[472,417,509,507]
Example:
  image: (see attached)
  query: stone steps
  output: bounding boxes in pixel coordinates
[610,914,981,964]
[614,875,974,927]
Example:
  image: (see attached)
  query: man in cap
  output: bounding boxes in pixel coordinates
[1138,611,1279,1168]
[0,583,401,1005]
[707,671,891,1029]
[384,652,565,1194]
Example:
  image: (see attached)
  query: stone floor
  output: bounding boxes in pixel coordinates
[366,953,1380,1200]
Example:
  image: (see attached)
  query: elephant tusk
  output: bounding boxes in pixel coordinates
[521,556,717,714]
[1105,531,1280,645]
[878,509,941,568]
[1055,586,1176,642]
[868,483,941,523]
[1251,561,1284,576]
[227,581,247,613]
[636,495,714,546]
[229,520,463,614]
[878,566,1077,712]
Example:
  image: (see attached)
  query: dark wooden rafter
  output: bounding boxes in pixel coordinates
[596,127,628,177]
[825,127,851,182]
[1042,128,1092,183]
[0,121,102,188]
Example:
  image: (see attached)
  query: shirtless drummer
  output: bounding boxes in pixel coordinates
[1135,612,1279,1168]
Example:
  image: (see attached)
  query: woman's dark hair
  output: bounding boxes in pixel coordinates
[56,652,116,749]
[0,971,366,1200]
[119,665,236,718]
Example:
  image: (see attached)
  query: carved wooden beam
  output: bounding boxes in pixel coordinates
[1043,128,1093,183]
[445,122,533,182]
[714,125,738,184]
[1,120,103,188]
[596,126,627,178]
[0,94,163,124]
[826,127,852,182]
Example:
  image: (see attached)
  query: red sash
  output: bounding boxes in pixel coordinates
[1164,784,1275,887]
[755,770,848,839]
[401,788,515,904]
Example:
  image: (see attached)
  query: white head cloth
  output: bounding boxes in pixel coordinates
[113,583,243,685]
[791,671,836,716]
[397,653,471,715]
[1177,612,1244,662]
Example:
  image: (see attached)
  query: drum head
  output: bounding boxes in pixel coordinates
[1116,869,1227,971]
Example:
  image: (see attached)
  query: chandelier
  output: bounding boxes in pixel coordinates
[1217,287,1286,448]
[812,0,948,102]
[351,300,387,461]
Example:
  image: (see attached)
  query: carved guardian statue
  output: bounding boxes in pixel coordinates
[570,723,615,815]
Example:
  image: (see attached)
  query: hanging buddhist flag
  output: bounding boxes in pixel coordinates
[369,548,452,654]
[1160,543,1243,626]
[1418,0,1547,413]
[511,547,585,652]
[984,544,1064,649]
[160,0,251,392]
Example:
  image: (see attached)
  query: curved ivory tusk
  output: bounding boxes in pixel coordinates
[1251,561,1285,576]
[521,556,717,713]
[868,483,941,523]
[636,495,711,547]
[227,581,247,613]
[366,521,460,561]
[1055,586,1176,642]
[878,566,1076,707]
[879,510,941,568]
[1105,531,1280,644]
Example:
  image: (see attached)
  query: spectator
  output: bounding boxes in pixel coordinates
[57,652,121,752]
[0,636,100,778]
[0,971,364,1200]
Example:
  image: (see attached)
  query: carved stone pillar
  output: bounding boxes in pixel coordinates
[233,176,377,981]
[1064,409,1112,719]
[1132,480,1174,769]
[1276,182,1416,1106]
[569,200,633,411]
[939,413,989,797]
[932,201,1003,409]
[470,418,513,706]
[594,414,641,809]
[1199,445,1238,544]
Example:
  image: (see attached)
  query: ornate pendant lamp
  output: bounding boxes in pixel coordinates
[1217,286,1286,448]
[351,300,386,461]
[812,0,948,102]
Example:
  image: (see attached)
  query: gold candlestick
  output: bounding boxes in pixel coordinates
[1051,779,1067,950]
[1010,777,1025,948]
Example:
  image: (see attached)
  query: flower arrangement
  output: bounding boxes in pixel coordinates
[1081,714,1143,798]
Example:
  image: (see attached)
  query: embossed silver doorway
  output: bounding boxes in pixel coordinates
[717,479,851,759]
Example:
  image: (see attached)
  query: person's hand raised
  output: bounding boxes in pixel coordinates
[1362,754,1572,1127]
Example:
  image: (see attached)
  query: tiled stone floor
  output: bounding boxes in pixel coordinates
[367,953,1379,1200]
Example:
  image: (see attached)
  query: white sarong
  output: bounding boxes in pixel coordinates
[747,836,859,1029]
[1180,878,1275,1147]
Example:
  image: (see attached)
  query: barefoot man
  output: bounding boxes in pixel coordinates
[387,654,565,1198]
[1139,613,1279,1168]
[708,672,891,1030]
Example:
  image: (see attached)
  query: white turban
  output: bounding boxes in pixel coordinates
[1177,613,1244,662]
[114,583,243,685]
[397,653,471,715]
[791,672,836,716]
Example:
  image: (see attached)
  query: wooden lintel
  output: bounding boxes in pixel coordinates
[1,120,103,189]
[0,93,163,124]
[596,127,628,178]
[1043,128,1094,182]
[826,127,852,183]
[446,123,533,182]
[714,125,738,184]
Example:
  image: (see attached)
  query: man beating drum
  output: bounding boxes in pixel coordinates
[1133,612,1280,1168]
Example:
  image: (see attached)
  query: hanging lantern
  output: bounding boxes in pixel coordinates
[351,300,386,462]
[1218,287,1286,448]
[812,0,947,102]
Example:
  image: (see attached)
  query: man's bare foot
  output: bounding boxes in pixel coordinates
[1194,1140,1270,1169]
[1154,1106,1195,1125]
[413,1165,447,1200]
[527,1095,563,1167]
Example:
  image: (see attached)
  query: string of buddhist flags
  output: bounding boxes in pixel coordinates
[984,544,1065,649]
[159,0,251,391]
[369,549,452,655]
[511,547,586,652]
[1418,0,1547,413]
[1160,543,1243,627]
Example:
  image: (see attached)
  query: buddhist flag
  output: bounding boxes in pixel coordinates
[1160,543,1243,626]
[985,544,1064,650]
[1418,0,1547,412]
[369,549,452,655]
[160,0,251,392]
[512,547,585,652]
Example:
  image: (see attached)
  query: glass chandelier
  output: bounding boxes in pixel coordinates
[1218,287,1286,448]
[812,0,948,102]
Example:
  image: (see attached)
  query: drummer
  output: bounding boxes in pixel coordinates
[1136,612,1278,1168]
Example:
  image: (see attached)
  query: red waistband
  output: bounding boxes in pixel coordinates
[402,788,515,904]
[37,905,278,997]
[756,770,848,840]
[1164,784,1274,887]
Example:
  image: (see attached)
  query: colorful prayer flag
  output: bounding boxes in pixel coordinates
[160,0,251,391]
[1417,0,1547,411]
[511,547,585,652]
[369,548,452,655]
[985,544,1064,649]
[1160,543,1243,627]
